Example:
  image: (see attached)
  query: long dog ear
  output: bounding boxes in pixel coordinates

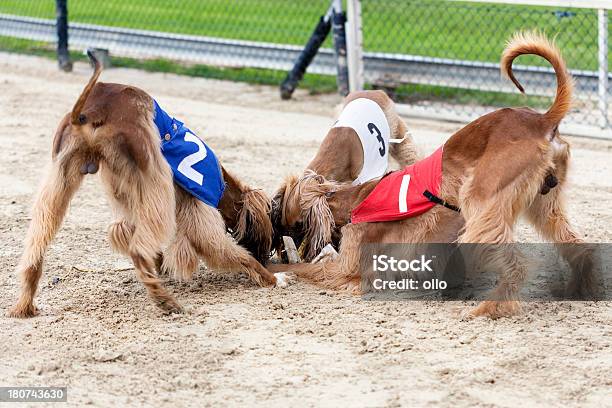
[234,188,273,264]
[71,50,103,126]
[270,183,287,229]
[298,173,336,261]
[270,182,287,254]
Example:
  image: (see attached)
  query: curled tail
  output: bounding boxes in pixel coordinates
[501,31,574,124]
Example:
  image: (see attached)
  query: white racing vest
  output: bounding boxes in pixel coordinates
[332,98,391,185]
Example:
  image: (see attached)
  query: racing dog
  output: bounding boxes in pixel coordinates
[269,32,595,319]
[9,52,281,318]
[271,90,419,261]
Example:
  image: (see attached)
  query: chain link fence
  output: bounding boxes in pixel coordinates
[360,1,610,133]
[0,1,609,136]
[0,0,337,91]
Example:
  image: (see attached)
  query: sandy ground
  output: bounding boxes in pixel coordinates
[0,52,611,408]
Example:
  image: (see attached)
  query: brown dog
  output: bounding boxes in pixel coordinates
[269,32,595,319]
[9,53,281,318]
[271,90,419,261]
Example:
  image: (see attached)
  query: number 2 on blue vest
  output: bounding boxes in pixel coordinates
[177,132,207,185]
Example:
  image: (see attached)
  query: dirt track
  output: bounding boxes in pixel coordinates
[1,53,611,407]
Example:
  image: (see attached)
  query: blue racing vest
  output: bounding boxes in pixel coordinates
[153,100,225,207]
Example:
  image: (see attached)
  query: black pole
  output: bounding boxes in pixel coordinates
[331,8,349,96]
[56,0,72,72]
[280,16,331,100]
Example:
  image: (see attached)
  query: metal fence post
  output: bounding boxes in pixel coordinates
[347,0,365,92]
[331,0,349,96]
[56,0,72,72]
[598,8,608,129]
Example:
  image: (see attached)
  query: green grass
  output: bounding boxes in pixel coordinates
[388,83,552,109]
[0,0,332,45]
[362,1,606,70]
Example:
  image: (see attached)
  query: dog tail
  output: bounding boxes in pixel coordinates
[71,49,103,125]
[501,31,574,124]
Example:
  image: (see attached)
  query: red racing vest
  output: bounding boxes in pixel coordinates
[351,147,446,224]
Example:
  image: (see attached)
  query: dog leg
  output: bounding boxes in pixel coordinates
[160,190,205,281]
[526,189,597,299]
[130,250,182,314]
[162,234,199,281]
[198,227,277,287]
[117,188,181,312]
[108,219,134,256]
[8,158,84,318]
[459,202,526,319]
[199,233,277,287]
[123,214,181,313]
[268,223,364,293]
[267,260,360,293]
[111,179,180,313]
[181,195,277,287]
[108,218,169,279]
[110,221,180,311]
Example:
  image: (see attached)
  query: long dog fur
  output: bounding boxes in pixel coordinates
[271,90,419,261]
[269,32,595,319]
[9,54,277,318]
[218,166,273,264]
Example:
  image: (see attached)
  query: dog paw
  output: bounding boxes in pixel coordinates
[7,302,39,318]
[155,262,171,277]
[565,278,601,300]
[311,244,339,264]
[159,261,197,282]
[458,307,475,321]
[461,300,522,320]
[156,298,184,314]
[274,272,296,288]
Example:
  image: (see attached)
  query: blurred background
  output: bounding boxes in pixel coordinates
[0,0,610,137]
